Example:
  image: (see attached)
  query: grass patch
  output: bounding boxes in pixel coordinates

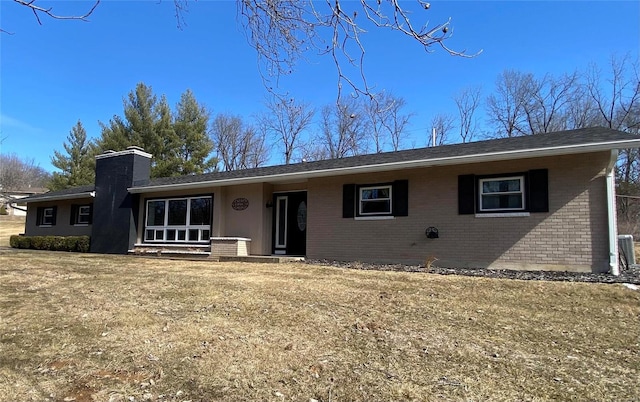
[0,251,638,401]
[0,216,25,247]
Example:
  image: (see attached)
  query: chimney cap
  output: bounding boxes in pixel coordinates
[126,145,145,152]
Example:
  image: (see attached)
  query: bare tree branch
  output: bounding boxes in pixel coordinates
[12,0,100,25]
[239,1,479,100]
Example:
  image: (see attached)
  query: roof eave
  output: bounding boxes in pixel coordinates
[23,191,96,203]
[128,139,640,194]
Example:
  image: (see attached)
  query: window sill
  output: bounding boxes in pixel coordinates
[38,225,53,228]
[74,224,90,227]
[354,216,395,221]
[475,212,530,218]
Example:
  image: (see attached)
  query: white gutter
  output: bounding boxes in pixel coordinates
[22,191,95,203]
[129,139,640,194]
[606,150,619,276]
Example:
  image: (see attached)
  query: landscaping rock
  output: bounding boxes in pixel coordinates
[307,260,640,285]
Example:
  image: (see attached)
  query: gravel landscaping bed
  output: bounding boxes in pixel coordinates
[307,259,640,285]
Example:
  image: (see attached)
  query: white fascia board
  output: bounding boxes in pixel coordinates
[23,192,95,203]
[128,139,640,194]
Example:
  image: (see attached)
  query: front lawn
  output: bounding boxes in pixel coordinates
[0,251,638,401]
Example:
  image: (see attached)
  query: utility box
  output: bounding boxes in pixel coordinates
[618,235,635,269]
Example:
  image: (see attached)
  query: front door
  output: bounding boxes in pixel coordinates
[273,191,307,256]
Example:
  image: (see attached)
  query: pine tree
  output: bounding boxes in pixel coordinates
[173,89,216,175]
[152,95,180,178]
[96,82,217,178]
[49,120,96,190]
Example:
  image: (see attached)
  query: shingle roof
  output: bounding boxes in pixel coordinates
[131,127,640,191]
[21,185,95,202]
[22,127,640,200]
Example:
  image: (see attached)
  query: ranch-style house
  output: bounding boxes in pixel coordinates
[21,127,640,274]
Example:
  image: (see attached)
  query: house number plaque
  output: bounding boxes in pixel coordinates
[232,198,249,211]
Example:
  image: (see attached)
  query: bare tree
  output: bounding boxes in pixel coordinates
[259,96,314,164]
[586,54,640,131]
[564,84,601,129]
[453,86,482,143]
[486,70,535,138]
[0,153,50,191]
[429,113,455,146]
[210,114,270,171]
[366,92,412,152]
[317,98,370,159]
[519,72,579,134]
[245,126,271,168]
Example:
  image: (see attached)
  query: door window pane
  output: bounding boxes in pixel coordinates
[277,198,287,246]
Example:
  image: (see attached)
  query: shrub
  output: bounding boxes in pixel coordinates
[10,235,30,249]
[9,235,90,252]
[75,236,91,252]
[30,236,47,250]
[0,204,7,215]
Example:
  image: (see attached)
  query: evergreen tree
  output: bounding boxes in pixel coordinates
[153,95,180,177]
[173,89,216,174]
[96,83,216,178]
[49,120,96,190]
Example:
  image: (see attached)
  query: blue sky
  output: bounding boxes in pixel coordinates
[1,0,638,172]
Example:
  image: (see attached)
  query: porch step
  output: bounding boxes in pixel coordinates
[130,243,211,259]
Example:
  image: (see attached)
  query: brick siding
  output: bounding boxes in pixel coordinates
[307,152,611,273]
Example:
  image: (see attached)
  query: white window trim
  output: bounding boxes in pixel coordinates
[144,196,212,243]
[40,207,55,226]
[75,205,91,226]
[478,176,525,212]
[358,184,393,216]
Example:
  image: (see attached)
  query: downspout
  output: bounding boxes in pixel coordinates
[606,150,619,276]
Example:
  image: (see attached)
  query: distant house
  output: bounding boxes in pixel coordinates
[1,187,48,217]
[20,127,640,274]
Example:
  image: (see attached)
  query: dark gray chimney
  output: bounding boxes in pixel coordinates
[90,147,152,254]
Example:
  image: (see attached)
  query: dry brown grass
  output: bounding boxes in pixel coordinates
[0,215,25,247]
[0,251,638,401]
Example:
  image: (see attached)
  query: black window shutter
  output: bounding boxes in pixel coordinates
[343,184,355,218]
[51,206,57,226]
[36,207,43,226]
[458,174,476,215]
[528,169,549,213]
[88,204,93,224]
[70,205,78,225]
[392,180,409,216]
